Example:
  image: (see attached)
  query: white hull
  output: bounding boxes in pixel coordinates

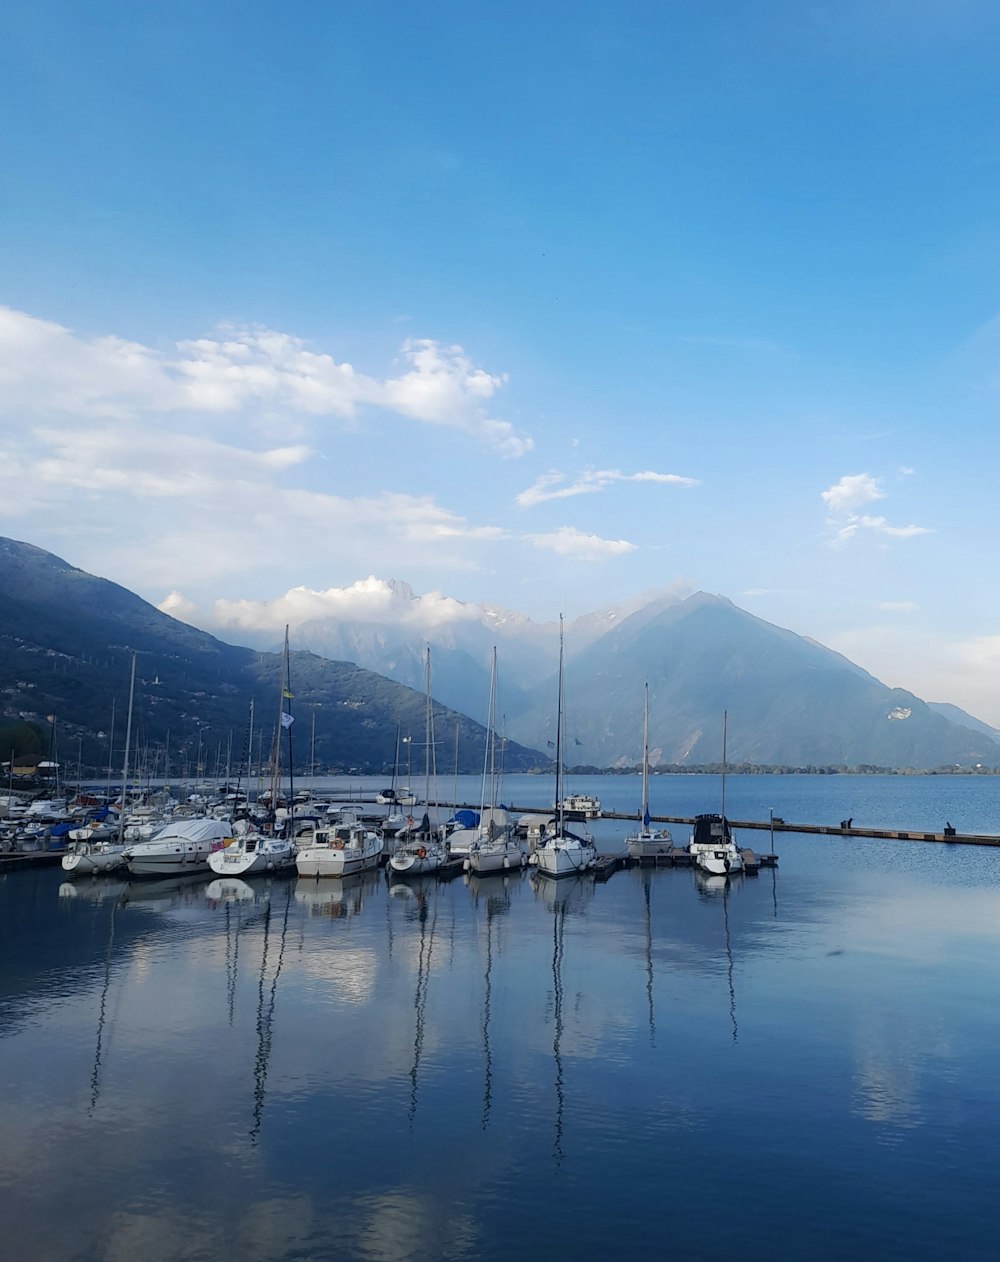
[468,841,525,874]
[626,829,673,861]
[124,818,234,878]
[61,845,127,876]
[694,848,744,876]
[534,837,597,878]
[125,846,215,876]
[207,838,294,877]
[389,841,445,876]
[296,825,384,878]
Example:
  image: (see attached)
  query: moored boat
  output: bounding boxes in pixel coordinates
[295,817,384,878]
[124,817,234,877]
[625,684,673,861]
[207,829,295,877]
[688,813,744,876]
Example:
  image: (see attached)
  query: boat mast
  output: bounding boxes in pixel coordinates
[117,653,137,845]
[641,682,649,827]
[555,615,564,832]
[721,709,728,822]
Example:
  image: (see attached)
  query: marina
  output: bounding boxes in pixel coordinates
[4,772,1000,1260]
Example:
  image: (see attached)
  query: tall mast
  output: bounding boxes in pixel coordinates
[117,653,137,845]
[641,682,650,826]
[721,709,728,821]
[555,615,564,831]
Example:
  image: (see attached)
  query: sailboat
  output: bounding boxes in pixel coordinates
[62,654,137,877]
[533,618,598,879]
[625,683,673,861]
[210,637,296,878]
[468,648,524,875]
[390,647,447,876]
[688,710,744,877]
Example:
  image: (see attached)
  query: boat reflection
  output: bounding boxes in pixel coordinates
[693,868,739,1042]
[407,883,440,1126]
[466,868,524,903]
[530,872,594,1163]
[58,878,129,903]
[294,869,381,919]
[250,883,294,1146]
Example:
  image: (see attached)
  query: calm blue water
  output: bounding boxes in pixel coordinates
[3,774,1000,1261]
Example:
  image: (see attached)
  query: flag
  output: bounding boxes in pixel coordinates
[547,740,555,748]
[280,712,295,729]
[283,689,294,699]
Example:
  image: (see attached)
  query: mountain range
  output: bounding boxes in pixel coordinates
[219,576,1000,770]
[2,535,998,772]
[0,538,542,779]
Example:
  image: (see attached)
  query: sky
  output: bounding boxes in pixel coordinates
[3,1,1000,720]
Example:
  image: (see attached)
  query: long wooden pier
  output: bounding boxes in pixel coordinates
[494,805,999,849]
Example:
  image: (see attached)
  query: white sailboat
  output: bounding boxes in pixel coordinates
[209,644,295,878]
[688,711,744,876]
[625,683,673,861]
[468,649,525,875]
[534,618,598,879]
[62,654,136,878]
[389,647,447,876]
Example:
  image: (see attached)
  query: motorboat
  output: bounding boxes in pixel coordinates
[295,817,384,878]
[124,817,234,877]
[559,793,601,818]
[688,813,744,876]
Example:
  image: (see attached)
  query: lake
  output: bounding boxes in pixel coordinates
[2,774,1000,1261]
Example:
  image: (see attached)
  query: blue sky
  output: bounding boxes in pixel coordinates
[3,2,1000,719]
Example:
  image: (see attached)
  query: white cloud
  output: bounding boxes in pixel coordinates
[822,472,931,548]
[516,467,699,508]
[0,305,531,456]
[157,591,200,624]
[213,576,482,635]
[524,526,637,560]
[821,473,885,513]
[831,515,933,547]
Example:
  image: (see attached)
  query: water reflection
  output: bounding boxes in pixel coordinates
[250,884,293,1147]
[531,874,595,1164]
[89,894,118,1113]
[294,870,380,919]
[408,883,440,1126]
[693,870,739,1043]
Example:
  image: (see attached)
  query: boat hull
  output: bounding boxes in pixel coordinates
[296,843,383,878]
[468,843,525,874]
[61,845,127,876]
[534,841,597,878]
[207,841,294,877]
